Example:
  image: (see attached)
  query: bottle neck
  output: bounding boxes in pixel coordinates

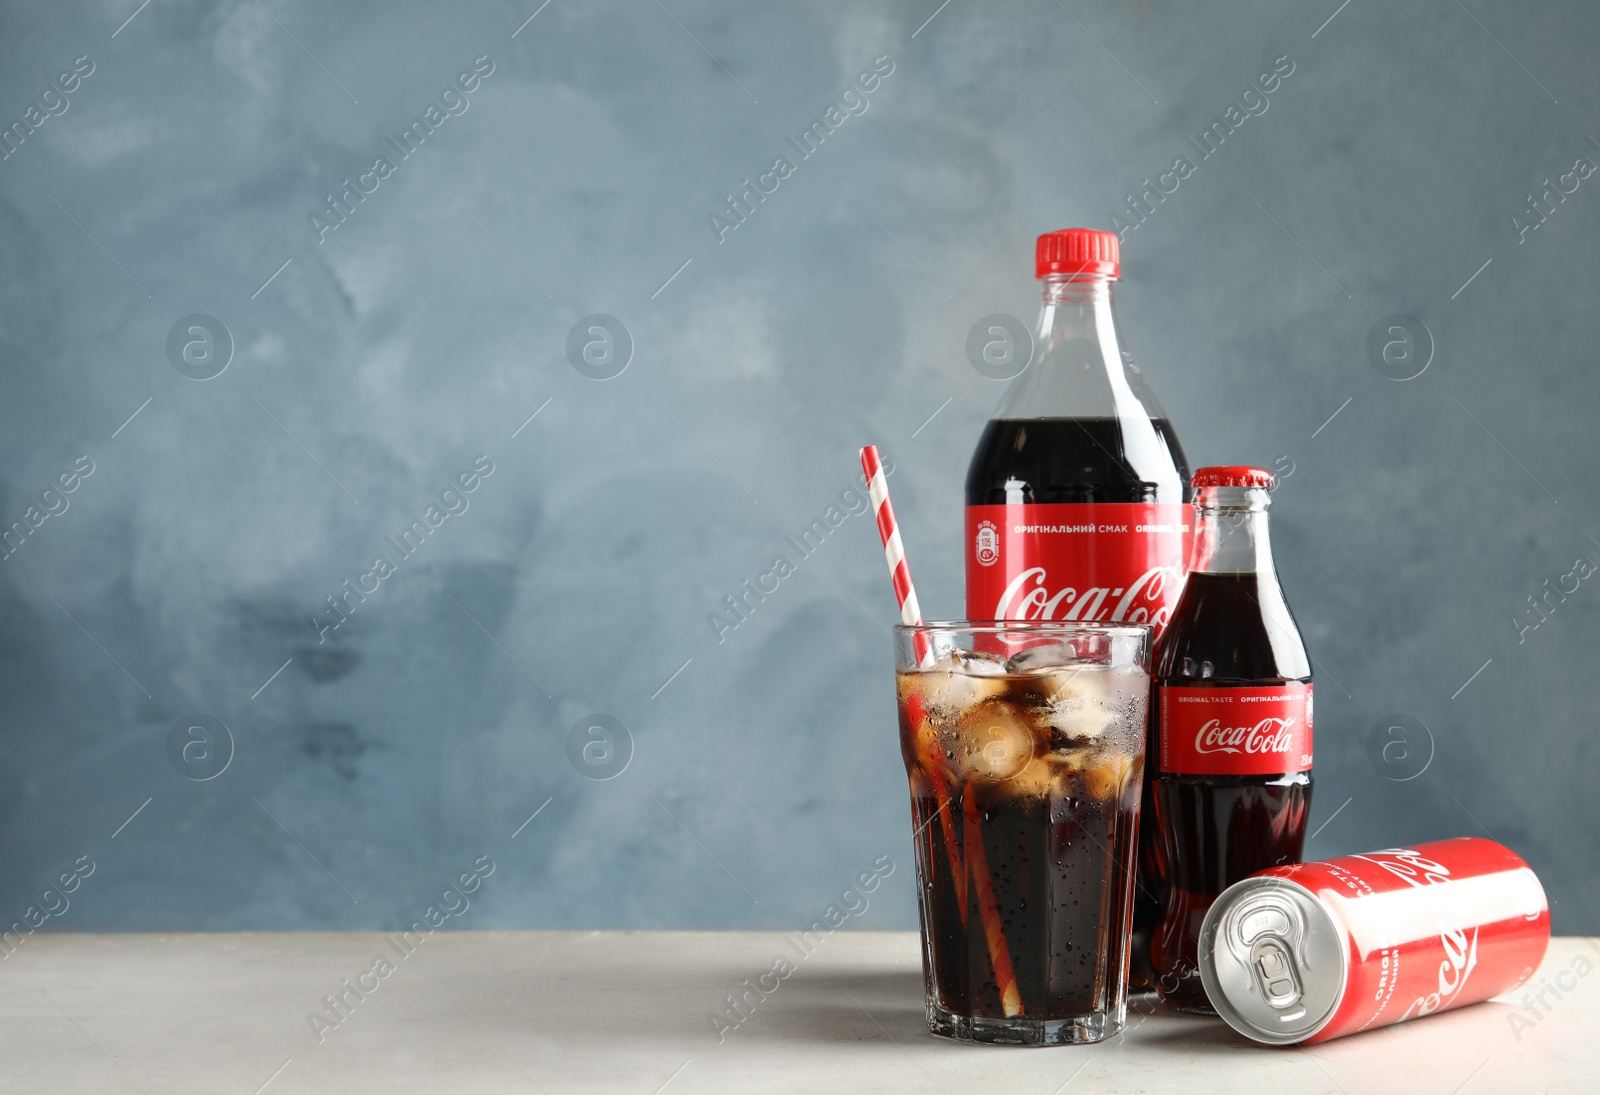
[1192,487,1276,575]
[1039,273,1116,347]
[1041,273,1114,303]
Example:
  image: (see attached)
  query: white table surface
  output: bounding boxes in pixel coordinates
[5,931,1593,1093]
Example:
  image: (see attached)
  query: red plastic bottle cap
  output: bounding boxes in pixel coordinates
[1035,228,1120,279]
[1192,466,1276,489]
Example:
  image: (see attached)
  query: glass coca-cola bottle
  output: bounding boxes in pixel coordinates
[1149,466,1313,1013]
[965,229,1191,624]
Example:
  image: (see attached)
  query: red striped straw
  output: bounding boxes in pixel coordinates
[860,445,934,668]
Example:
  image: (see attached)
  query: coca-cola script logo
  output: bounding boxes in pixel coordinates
[1193,716,1298,757]
[1159,685,1311,776]
[1354,848,1480,1020]
[975,521,999,567]
[992,565,1175,624]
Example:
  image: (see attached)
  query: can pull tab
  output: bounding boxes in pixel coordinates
[1228,897,1308,1020]
[1249,936,1303,1010]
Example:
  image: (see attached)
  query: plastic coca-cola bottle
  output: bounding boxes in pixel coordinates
[1149,466,1313,1013]
[965,229,1190,990]
[965,229,1191,624]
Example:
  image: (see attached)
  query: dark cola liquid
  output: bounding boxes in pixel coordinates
[965,417,1189,505]
[1149,572,1312,1013]
[898,665,1144,1029]
[908,781,1137,1021]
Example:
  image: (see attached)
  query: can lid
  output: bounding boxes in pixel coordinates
[1035,228,1119,280]
[1198,876,1348,1045]
[1193,466,1276,490]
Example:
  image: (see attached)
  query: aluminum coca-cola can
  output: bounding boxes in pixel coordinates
[1198,837,1549,1045]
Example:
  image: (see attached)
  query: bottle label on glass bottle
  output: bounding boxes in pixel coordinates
[964,502,1191,625]
[1159,684,1313,775]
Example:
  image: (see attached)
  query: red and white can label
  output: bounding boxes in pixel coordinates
[1159,684,1313,775]
[964,503,1190,624]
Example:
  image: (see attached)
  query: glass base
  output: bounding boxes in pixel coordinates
[927,999,1123,1046]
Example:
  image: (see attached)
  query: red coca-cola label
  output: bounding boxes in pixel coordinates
[1263,838,1550,1043]
[1159,685,1312,775]
[964,503,1190,624]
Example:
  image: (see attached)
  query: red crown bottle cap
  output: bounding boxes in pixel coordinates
[1193,466,1276,489]
[1036,228,1120,279]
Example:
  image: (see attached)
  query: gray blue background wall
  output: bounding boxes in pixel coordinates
[1,0,1596,934]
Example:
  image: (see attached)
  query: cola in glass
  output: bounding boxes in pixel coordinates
[896,622,1151,1044]
[1149,466,1313,1013]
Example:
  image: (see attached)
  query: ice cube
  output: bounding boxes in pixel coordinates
[1039,665,1106,703]
[903,649,1012,714]
[1040,668,1119,746]
[1082,753,1143,804]
[992,754,1057,799]
[1047,699,1115,746]
[949,648,1009,675]
[952,697,1043,783]
[1005,641,1076,674]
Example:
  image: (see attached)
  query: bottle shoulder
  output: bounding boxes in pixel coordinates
[1153,572,1312,683]
[964,416,1190,505]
